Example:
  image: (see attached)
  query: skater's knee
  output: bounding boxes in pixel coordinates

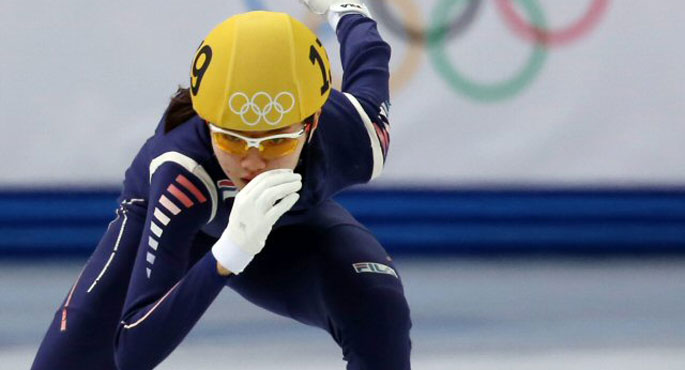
[334,286,412,369]
[352,286,411,334]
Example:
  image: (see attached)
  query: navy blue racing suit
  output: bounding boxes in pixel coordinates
[32,14,410,370]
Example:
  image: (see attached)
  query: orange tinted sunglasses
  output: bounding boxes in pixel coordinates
[209,124,308,160]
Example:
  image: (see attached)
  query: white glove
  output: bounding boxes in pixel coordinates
[212,169,302,274]
[299,0,372,29]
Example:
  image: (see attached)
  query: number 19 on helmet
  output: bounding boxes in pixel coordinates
[189,11,333,132]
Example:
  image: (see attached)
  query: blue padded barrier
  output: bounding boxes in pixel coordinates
[1,188,685,256]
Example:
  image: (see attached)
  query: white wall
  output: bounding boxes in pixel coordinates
[2,1,683,187]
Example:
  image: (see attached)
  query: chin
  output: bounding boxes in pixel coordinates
[234,179,247,190]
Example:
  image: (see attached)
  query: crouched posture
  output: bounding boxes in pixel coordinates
[32,1,411,369]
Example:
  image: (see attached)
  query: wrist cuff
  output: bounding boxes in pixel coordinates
[211,238,254,275]
[327,3,372,30]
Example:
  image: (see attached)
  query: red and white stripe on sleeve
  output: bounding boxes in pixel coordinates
[343,93,390,180]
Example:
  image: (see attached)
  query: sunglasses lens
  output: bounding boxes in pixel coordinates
[261,138,300,160]
[212,132,247,155]
[211,128,304,159]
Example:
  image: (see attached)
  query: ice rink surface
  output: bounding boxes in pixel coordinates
[2,256,684,369]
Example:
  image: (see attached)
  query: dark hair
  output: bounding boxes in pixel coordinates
[162,86,317,133]
[164,87,195,133]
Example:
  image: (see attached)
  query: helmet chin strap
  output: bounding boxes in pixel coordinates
[295,139,309,178]
[306,124,315,143]
[306,111,321,143]
[297,120,317,175]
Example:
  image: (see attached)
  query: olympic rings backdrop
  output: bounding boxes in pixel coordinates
[245,0,608,101]
[2,0,685,187]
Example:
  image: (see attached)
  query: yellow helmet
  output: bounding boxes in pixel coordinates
[189,11,332,131]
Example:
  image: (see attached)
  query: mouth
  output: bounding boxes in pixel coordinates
[241,177,254,185]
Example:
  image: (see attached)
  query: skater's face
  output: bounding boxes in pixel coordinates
[209,113,319,189]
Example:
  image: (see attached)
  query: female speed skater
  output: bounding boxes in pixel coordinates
[32,1,411,369]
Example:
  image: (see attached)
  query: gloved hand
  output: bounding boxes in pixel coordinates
[299,0,363,15]
[212,169,302,274]
[299,0,372,29]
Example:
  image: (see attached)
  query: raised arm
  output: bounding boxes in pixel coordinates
[336,13,391,180]
[300,2,392,198]
[302,0,391,120]
[337,11,391,123]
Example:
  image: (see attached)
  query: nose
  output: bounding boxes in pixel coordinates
[240,147,267,173]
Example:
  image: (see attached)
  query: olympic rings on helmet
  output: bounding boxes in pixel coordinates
[240,0,610,102]
[229,91,296,126]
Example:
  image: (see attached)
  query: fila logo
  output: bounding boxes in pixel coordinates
[353,262,398,278]
[217,179,237,200]
[340,4,363,10]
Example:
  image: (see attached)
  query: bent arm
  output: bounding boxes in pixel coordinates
[114,161,227,370]
[115,253,227,370]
